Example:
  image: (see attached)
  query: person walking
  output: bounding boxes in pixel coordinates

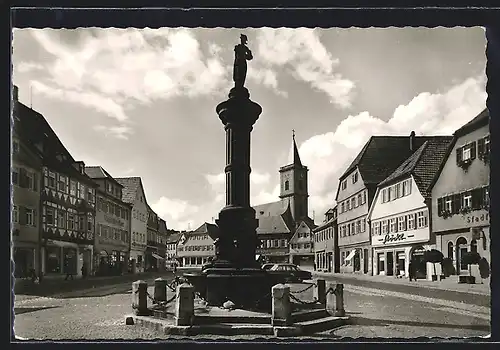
[409,260,415,282]
[64,259,74,281]
[81,262,88,279]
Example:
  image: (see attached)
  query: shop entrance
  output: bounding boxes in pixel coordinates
[456,237,468,273]
[396,251,406,277]
[411,246,427,279]
[377,252,385,275]
[386,251,394,276]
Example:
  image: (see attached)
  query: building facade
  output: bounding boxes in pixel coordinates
[431,109,490,282]
[146,205,160,271]
[176,223,218,268]
[166,230,181,268]
[115,177,148,273]
[253,134,314,263]
[85,166,131,276]
[313,207,338,273]
[336,133,441,275]
[288,220,315,270]
[368,136,452,280]
[12,87,43,279]
[157,218,168,271]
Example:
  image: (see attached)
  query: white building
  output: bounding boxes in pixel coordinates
[115,177,148,273]
[367,136,452,280]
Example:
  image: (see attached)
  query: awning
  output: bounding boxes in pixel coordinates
[256,255,261,260]
[345,249,356,261]
[152,253,164,260]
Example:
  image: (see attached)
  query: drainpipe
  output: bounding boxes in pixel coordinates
[37,166,44,282]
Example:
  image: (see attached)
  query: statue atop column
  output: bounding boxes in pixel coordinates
[233,34,253,88]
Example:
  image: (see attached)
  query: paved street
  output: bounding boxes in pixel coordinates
[13,275,490,340]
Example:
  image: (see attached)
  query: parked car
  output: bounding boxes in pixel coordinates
[261,263,276,270]
[267,263,312,282]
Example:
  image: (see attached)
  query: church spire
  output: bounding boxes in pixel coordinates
[287,129,303,167]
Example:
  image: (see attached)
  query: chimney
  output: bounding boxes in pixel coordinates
[409,131,416,151]
[13,85,19,101]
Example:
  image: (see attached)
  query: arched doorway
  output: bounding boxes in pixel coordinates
[410,245,427,279]
[447,242,454,259]
[456,237,468,273]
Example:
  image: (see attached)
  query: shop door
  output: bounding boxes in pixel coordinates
[386,252,394,276]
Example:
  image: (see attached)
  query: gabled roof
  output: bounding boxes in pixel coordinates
[253,200,295,235]
[191,222,220,240]
[254,200,289,218]
[336,134,443,200]
[115,177,147,204]
[85,166,124,187]
[378,136,453,198]
[166,232,181,244]
[256,215,291,235]
[454,108,489,137]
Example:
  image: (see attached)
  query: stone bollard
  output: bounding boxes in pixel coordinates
[315,279,326,306]
[154,278,168,302]
[175,283,195,326]
[132,280,149,316]
[271,284,291,326]
[326,283,345,317]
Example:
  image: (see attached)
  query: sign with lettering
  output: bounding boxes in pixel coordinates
[372,228,429,247]
[465,213,489,224]
[104,214,124,227]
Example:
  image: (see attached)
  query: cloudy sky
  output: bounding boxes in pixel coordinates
[12,27,487,231]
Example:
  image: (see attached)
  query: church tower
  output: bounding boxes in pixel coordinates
[279,131,309,223]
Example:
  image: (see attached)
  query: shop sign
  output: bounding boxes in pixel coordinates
[465,213,489,224]
[373,229,427,247]
[382,233,406,245]
[104,214,124,227]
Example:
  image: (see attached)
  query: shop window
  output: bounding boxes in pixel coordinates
[46,247,61,273]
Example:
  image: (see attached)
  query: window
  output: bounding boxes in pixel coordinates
[352,172,358,184]
[373,221,380,236]
[350,222,355,235]
[12,205,19,223]
[79,216,85,231]
[67,213,74,230]
[407,214,415,230]
[58,175,66,192]
[402,180,408,196]
[79,184,85,199]
[48,172,56,188]
[387,187,393,201]
[87,216,93,232]
[12,167,19,185]
[395,183,401,198]
[341,202,345,213]
[483,187,490,207]
[13,140,19,154]
[46,207,54,225]
[398,216,406,231]
[346,200,351,211]
[381,220,388,234]
[107,182,112,193]
[417,211,428,228]
[70,181,77,196]
[382,189,387,203]
[445,197,452,212]
[351,197,356,209]
[389,218,397,233]
[26,171,34,190]
[341,180,347,190]
[284,180,289,191]
[273,239,279,248]
[281,239,287,247]
[462,192,472,208]
[356,220,361,234]
[362,191,367,204]
[87,188,94,202]
[462,145,471,160]
[58,210,66,228]
[25,208,36,226]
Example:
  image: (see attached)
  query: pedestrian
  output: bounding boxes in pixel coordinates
[81,263,88,279]
[409,260,415,282]
[64,260,74,281]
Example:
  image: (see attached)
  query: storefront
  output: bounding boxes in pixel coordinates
[13,245,36,278]
[42,240,93,277]
[339,244,371,274]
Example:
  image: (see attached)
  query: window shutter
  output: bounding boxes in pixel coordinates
[414,213,418,230]
[19,168,27,188]
[471,188,482,209]
[33,209,38,227]
[452,194,461,214]
[407,180,412,195]
[470,141,477,160]
[456,147,463,165]
[403,216,407,231]
[478,138,485,156]
[437,198,443,216]
[19,206,27,225]
[33,172,38,191]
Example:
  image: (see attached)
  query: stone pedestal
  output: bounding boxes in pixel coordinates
[326,283,345,317]
[154,278,168,302]
[132,280,148,316]
[175,283,195,326]
[271,284,291,326]
[315,279,326,305]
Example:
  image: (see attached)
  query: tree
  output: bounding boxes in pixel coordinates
[441,257,455,277]
[423,249,444,280]
[461,251,481,276]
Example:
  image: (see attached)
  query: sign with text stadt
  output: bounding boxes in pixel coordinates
[372,227,430,247]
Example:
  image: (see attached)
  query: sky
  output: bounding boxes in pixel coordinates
[12,27,487,231]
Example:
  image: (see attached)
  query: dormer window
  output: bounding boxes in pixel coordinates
[352,172,358,184]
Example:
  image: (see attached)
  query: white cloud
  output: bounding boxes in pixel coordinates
[297,76,486,220]
[256,28,355,108]
[152,196,200,230]
[93,124,134,140]
[16,61,45,73]
[247,66,288,97]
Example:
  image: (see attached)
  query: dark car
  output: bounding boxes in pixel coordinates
[261,263,276,270]
[267,263,312,283]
